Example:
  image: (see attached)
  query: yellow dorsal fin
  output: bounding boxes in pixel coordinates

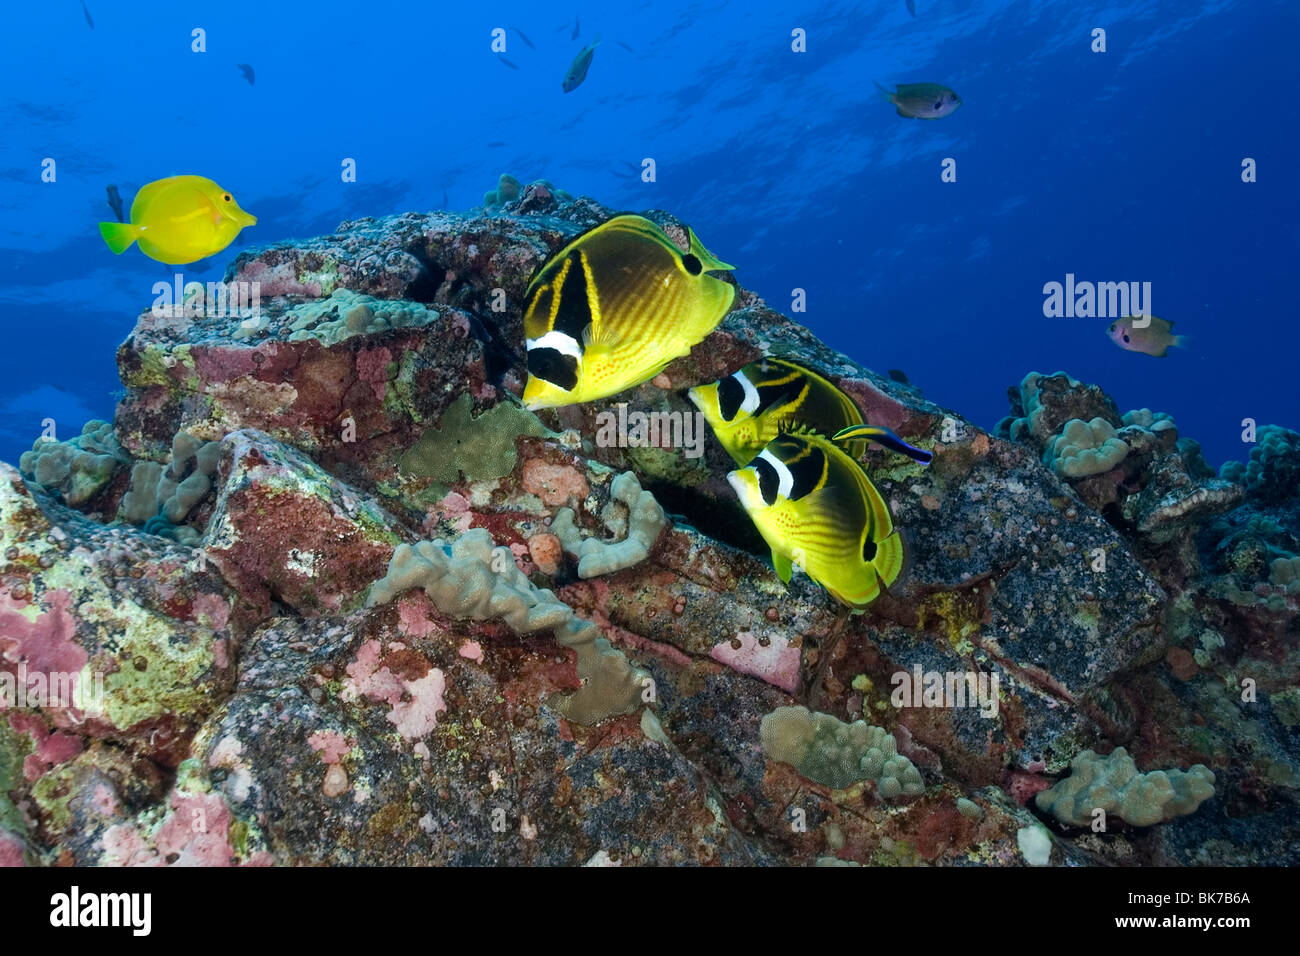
[687,227,735,272]
[775,421,828,441]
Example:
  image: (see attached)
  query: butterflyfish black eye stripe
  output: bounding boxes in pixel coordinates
[527,348,578,391]
[754,456,781,506]
[718,375,746,421]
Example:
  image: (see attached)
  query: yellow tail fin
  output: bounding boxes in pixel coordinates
[98,221,138,254]
[872,531,905,588]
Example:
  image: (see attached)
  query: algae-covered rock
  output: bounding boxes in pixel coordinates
[0,463,243,770]
[3,199,1294,868]
[203,430,411,617]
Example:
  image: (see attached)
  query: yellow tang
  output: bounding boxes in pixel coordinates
[727,429,904,609]
[521,214,735,409]
[689,356,934,467]
[98,175,257,265]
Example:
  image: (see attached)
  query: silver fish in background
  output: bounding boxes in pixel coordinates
[80,0,94,29]
[513,27,536,50]
[906,0,916,16]
[238,63,255,85]
[105,184,124,223]
[572,15,580,40]
[875,81,962,119]
[563,38,600,92]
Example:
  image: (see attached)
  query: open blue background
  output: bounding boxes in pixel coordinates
[1,0,1295,467]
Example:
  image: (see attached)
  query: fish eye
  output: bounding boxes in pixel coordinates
[223,194,231,202]
[1122,334,1131,343]
[1109,324,1116,332]
[681,253,702,276]
[934,101,943,110]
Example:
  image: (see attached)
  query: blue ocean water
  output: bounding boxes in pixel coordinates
[1,0,1296,468]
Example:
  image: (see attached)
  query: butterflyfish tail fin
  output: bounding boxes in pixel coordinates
[871,531,906,589]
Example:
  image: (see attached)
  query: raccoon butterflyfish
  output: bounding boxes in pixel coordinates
[688,356,933,467]
[98,175,257,265]
[521,214,736,410]
[726,429,905,609]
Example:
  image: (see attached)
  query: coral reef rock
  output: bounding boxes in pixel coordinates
[2,199,1296,866]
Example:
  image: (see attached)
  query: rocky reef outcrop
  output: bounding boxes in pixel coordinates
[2,191,1295,867]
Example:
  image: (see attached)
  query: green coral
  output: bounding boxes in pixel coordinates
[1121,407,1174,429]
[1009,371,1078,443]
[1035,746,1215,827]
[1042,418,1129,478]
[1269,556,1300,593]
[19,420,127,507]
[366,528,647,724]
[398,393,550,484]
[119,429,223,539]
[1219,425,1300,504]
[272,288,439,346]
[484,174,573,206]
[550,471,668,578]
[759,705,924,798]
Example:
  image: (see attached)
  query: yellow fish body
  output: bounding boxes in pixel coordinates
[522,214,735,410]
[727,430,904,609]
[98,175,257,265]
[690,356,933,467]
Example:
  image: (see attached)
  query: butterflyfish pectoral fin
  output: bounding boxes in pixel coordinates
[580,321,623,355]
